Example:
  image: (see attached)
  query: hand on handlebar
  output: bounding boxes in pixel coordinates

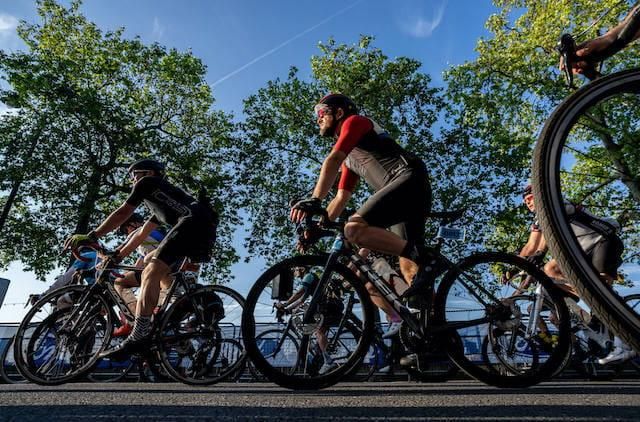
[63,232,99,252]
[289,197,323,223]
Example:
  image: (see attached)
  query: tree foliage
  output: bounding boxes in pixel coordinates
[444,0,640,262]
[237,36,491,264]
[0,0,239,280]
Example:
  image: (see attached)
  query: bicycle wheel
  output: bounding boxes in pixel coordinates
[86,338,136,383]
[616,294,640,376]
[13,285,112,385]
[242,254,375,390]
[1,335,26,384]
[434,252,571,388]
[532,68,640,351]
[157,286,244,385]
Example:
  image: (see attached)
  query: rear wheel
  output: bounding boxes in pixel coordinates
[157,286,244,385]
[435,252,571,388]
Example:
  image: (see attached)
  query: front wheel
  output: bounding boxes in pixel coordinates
[532,68,640,351]
[434,252,571,388]
[13,285,112,385]
[242,254,375,390]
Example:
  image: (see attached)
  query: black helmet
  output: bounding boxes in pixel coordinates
[522,184,533,198]
[118,213,145,235]
[128,159,165,176]
[315,93,358,117]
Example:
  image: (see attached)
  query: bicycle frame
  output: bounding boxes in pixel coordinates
[301,226,508,346]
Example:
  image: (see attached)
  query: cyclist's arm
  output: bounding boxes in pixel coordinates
[117,218,159,259]
[327,189,352,221]
[601,4,640,47]
[93,203,137,238]
[312,149,347,200]
[574,4,640,69]
[519,231,547,257]
[312,116,371,200]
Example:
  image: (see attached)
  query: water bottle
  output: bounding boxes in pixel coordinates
[371,257,409,296]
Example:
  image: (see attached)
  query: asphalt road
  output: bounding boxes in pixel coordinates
[1,380,639,421]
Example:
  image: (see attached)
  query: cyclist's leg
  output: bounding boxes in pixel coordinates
[114,271,140,315]
[343,170,431,262]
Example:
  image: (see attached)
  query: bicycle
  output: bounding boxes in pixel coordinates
[495,267,619,380]
[242,207,571,389]
[13,243,245,386]
[360,321,459,383]
[532,32,640,352]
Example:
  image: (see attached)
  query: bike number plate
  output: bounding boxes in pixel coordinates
[437,226,465,241]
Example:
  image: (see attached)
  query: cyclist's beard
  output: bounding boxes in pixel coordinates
[320,121,337,137]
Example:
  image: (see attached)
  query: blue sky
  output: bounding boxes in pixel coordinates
[0,0,506,322]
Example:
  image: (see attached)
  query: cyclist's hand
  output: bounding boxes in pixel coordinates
[64,232,98,251]
[290,197,322,223]
[561,37,610,79]
[525,250,546,267]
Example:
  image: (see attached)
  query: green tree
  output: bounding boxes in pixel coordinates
[0,0,239,279]
[237,36,487,263]
[444,0,640,262]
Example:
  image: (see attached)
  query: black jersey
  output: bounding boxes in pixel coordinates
[125,176,197,226]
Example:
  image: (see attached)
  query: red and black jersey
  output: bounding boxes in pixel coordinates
[333,115,422,192]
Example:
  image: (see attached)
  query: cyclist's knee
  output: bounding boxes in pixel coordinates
[142,259,170,284]
[344,215,368,243]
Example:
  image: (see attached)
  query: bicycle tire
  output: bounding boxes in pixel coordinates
[532,68,640,352]
[157,286,244,385]
[13,285,112,385]
[242,254,375,390]
[1,335,26,384]
[434,252,571,388]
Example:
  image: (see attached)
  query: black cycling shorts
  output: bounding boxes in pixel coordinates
[357,167,431,245]
[589,235,624,277]
[154,204,218,271]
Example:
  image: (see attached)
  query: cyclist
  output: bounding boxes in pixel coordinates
[65,158,218,358]
[275,266,344,374]
[290,93,433,298]
[519,184,636,364]
[29,246,99,307]
[111,213,166,337]
[564,3,640,76]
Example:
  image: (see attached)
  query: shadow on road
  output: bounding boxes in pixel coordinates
[1,404,639,421]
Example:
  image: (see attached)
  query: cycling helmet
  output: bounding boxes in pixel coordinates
[522,184,533,198]
[314,93,358,118]
[118,213,145,235]
[128,159,165,177]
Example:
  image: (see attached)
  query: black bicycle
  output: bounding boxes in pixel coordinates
[13,243,245,386]
[242,208,571,389]
[532,33,640,353]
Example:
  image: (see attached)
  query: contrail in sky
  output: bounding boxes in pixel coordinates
[212,0,364,87]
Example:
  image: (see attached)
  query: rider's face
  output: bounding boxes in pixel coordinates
[130,170,153,184]
[524,193,535,212]
[317,107,336,137]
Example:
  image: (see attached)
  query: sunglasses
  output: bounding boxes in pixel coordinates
[130,170,151,181]
[314,104,332,118]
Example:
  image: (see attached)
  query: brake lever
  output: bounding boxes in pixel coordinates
[558,33,577,88]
